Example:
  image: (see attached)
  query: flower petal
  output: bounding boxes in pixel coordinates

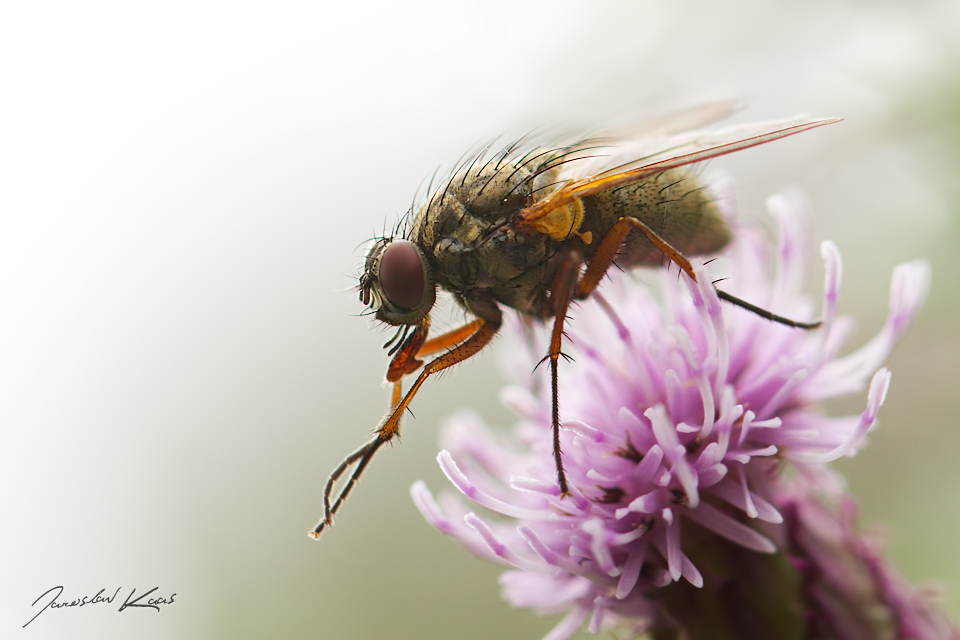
[683,502,776,553]
[790,368,891,463]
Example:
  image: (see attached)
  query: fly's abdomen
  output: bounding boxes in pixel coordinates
[582,168,731,268]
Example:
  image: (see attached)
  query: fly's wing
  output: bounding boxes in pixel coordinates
[534,101,744,182]
[518,116,842,228]
[412,101,742,218]
[573,100,743,146]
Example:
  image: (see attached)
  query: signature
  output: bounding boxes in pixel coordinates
[23,586,177,628]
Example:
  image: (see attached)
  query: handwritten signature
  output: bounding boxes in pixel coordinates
[23,585,176,628]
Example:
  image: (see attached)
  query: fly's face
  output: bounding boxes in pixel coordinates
[360,237,436,327]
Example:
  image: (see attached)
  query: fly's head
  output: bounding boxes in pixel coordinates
[359,237,436,327]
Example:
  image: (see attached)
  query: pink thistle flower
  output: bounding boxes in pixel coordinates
[411,189,946,639]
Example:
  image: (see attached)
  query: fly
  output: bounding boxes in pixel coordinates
[310,103,840,538]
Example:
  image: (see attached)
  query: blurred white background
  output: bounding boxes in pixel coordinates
[1,1,958,638]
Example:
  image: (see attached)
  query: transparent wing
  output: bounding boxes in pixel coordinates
[529,100,744,183]
[519,116,842,226]
[572,100,743,146]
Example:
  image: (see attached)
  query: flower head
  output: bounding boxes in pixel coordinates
[411,190,932,639]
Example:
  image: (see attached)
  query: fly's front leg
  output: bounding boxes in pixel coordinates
[311,319,432,540]
[310,378,407,539]
[310,313,500,539]
[377,314,500,443]
[386,318,485,384]
[382,319,485,441]
[386,316,432,383]
[382,318,488,439]
[545,249,584,496]
[418,319,484,357]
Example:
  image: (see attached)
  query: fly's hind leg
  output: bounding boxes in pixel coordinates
[576,216,696,299]
[536,217,819,500]
[577,216,820,329]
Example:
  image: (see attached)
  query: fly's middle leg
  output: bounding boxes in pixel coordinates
[544,249,585,496]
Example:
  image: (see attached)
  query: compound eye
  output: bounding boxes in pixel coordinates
[378,240,425,311]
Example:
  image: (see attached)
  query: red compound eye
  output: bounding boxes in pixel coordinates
[378,240,425,311]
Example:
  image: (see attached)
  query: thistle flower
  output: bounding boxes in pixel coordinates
[410,189,948,639]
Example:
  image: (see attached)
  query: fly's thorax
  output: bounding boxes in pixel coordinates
[409,160,535,248]
[407,160,560,315]
[582,168,731,267]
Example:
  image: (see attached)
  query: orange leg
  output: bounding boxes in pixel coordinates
[311,315,500,538]
[391,379,403,409]
[386,317,431,383]
[385,319,487,383]
[378,317,500,441]
[543,216,819,499]
[577,216,696,299]
[579,216,820,328]
[418,319,484,358]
